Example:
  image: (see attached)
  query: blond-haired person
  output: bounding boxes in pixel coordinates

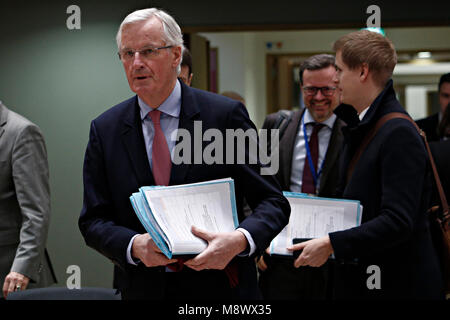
[289,30,444,299]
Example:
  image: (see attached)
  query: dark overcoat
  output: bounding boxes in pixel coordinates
[330,80,444,299]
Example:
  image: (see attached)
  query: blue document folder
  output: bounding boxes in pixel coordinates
[130,178,239,259]
[270,192,362,256]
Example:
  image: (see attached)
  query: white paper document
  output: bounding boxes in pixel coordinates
[270,192,362,256]
[130,178,239,259]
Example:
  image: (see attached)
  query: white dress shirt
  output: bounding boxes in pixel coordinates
[290,109,337,194]
[358,106,371,121]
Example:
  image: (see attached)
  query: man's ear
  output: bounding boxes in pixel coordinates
[172,46,182,68]
[360,63,369,82]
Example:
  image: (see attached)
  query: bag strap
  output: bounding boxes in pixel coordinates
[347,112,449,229]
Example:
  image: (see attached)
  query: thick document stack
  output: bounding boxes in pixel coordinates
[129,178,239,259]
[270,192,363,256]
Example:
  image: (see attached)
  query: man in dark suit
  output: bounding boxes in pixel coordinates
[257,54,344,299]
[416,73,450,141]
[78,8,290,300]
[290,30,444,299]
[430,140,450,204]
[430,104,450,204]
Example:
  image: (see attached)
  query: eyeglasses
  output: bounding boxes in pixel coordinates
[118,45,173,61]
[302,86,337,96]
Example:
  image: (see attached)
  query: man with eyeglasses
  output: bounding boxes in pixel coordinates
[79,8,290,300]
[258,54,344,300]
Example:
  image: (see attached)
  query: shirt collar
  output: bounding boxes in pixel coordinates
[304,108,337,129]
[138,80,181,120]
[358,105,371,121]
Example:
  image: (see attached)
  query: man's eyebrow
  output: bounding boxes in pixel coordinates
[120,44,158,50]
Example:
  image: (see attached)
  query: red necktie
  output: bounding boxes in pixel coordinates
[149,110,171,186]
[148,110,184,273]
[301,123,324,194]
[148,110,239,287]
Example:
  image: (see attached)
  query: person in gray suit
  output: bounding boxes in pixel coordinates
[0,101,56,299]
[258,54,344,299]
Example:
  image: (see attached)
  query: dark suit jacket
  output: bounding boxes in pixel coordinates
[429,139,450,204]
[262,108,344,197]
[79,81,290,299]
[416,113,439,142]
[330,80,444,299]
[259,109,344,300]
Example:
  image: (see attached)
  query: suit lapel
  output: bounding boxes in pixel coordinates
[0,103,8,140]
[430,113,440,141]
[319,119,344,192]
[280,109,303,190]
[121,97,154,187]
[169,82,200,185]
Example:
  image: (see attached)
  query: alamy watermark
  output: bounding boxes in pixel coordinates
[170,122,280,175]
[366,5,381,28]
[66,5,81,30]
[366,265,381,290]
[66,265,81,289]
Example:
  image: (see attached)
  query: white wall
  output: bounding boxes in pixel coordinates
[243,33,266,129]
[201,33,246,97]
[406,86,429,120]
[201,27,450,128]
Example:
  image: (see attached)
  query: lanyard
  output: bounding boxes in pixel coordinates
[302,114,327,188]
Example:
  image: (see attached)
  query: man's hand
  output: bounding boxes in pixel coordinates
[132,233,178,267]
[256,248,271,271]
[2,271,30,298]
[287,236,333,268]
[184,226,248,271]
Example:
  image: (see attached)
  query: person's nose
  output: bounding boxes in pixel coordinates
[132,52,145,68]
[313,89,325,100]
[332,73,339,85]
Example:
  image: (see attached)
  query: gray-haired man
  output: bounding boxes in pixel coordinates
[79,8,290,300]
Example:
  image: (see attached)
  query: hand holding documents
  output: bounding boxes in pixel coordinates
[131,233,179,267]
[130,178,239,259]
[270,192,362,256]
[289,235,335,268]
[183,226,247,273]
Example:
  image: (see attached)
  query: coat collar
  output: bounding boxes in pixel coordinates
[169,80,200,185]
[358,79,397,127]
[120,79,200,187]
[280,108,344,194]
[280,109,304,189]
[121,96,153,187]
[121,79,200,128]
[179,79,200,120]
[0,102,8,139]
[0,102,8,126]
[334,79,397,134]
